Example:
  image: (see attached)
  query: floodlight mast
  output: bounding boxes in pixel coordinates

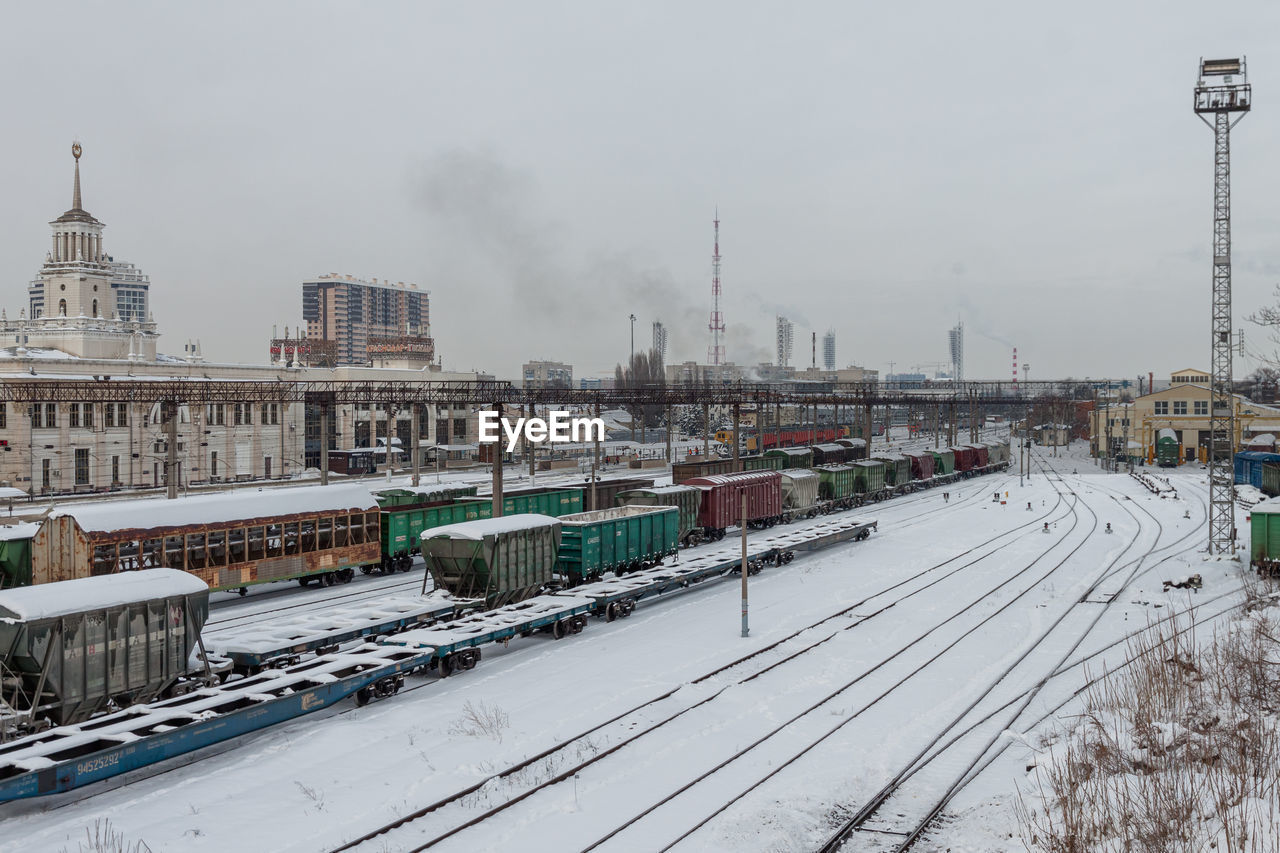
[1194,57,1250,555]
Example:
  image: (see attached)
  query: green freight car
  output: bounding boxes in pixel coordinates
[0,524,36,589]
[1263,463,1280,500]
[854,460,887,496]
[873,454,912,488]
[1251,498,1280,574]
[764,447,814,469]
[557,505,679,584]
[378,499,490,572]
[460,486,583,518]
[816,464,856,504]
[931,449,956,476]
[381,487,582,573]
[616,485,702,546]
[420,514,562,607]
[373,484,479,507]
[1156,429,1180,468]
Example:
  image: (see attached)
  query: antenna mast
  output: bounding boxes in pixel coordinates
[1194,56,1251,555]
[707,211,725,365]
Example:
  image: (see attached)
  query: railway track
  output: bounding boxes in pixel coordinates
[813,453,1210,852]
[329,468,1081,850]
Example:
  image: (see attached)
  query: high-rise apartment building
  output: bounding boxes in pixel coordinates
[302,274,432,366]
[652,321,668,362]
[822,330,836,371]
[776,316,794,367]
[522,360,573,388]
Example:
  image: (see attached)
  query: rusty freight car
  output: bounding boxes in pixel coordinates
[31,484,380,593]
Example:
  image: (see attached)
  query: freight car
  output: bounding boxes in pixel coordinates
[816,464,858,510]
[29,484,381,593]
[765,447,815,469]
[1156,429,1181,468]
[615,485,704,547]
[780,470,822,520]
[905,450,935,481]
[853,459,887,498]
[577,477,657,512]
[671,455,781,483]
[376,485,584,573]
[931,449,956,476]
[1233,451,1280,489]
[683,471,784,539]
[873,454,913,492]
[420,514,562,607]
[0,569,211,735]
[557,505,679,583]
[810,443,852,466]
[950,446,976,473]
[1250,497,1280,574]
[834,438,869,461]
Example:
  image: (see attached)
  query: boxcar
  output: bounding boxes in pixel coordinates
[684,471,783,538]
[810,443,850,466]
[378,497,489,572]
[577,478,656,512]
[780,470,822,517]
[671,456,780,483]
[616,485,703,546]
[817,464,857,504]
[873,454,912,488]
[950,446,976,472]
[834,438,868,461]
[557,505,679,583]
[0,569,208,727]
[1156,429,1180,468]
[853,460,887,495]
[373,484,478,507]
[905,451,935,481]
[932,449,956,476]
[420,515,561,607]
[1234,451,1280,488]
[764,447,814,470]
[0,524,37,589]
[967,444,990,468]
[31,484,380,592]
[461,486,583,518]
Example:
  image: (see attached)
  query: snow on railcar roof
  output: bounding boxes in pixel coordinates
[0,523,40,541]
[421,513,560,541]
[1250,496,1280,515]
[617,484,696,495]
[52,483,378,533]
[780,469,820,480]
[0,568,207,622]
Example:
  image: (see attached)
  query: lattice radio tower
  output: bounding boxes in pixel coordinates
[1194,57,1251,555]
[707,210,725,365]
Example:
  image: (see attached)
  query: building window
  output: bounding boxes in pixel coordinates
[211,451,218,479]
[41,458,50,492]
[207,404,225,426]
[43,403,56,429]
[69,404,80,428]
[105,403,128,428]
[1194,400,1208,416]
[68,403,94,429]
[436,419,449,443]
[1173,401,1188,415]
[75,448,89,486]
[453,417,467,439]
[1154,401,1169,415]
[0,403,5,430]
[234,403,251,426]
[91,298,98,317]
[111,455,120,484]
[58,298,66,316]
[260,403,279,426]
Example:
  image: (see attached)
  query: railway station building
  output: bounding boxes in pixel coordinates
[0,145,488,496]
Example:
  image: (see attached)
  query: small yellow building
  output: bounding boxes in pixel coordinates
[1090,369,1280,463]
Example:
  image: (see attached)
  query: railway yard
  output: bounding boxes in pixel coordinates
[0,437,1260,852]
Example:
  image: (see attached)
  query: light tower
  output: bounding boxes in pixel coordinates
[707,211,725,366]
[1194,57,1251,555]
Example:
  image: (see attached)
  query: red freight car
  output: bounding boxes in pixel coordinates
[950,446,976,472]
[905,451,934,481]
[683,471,783,539]
[966,443,990,468]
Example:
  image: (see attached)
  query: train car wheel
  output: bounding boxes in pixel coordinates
[355,687,373,707]
[552,619,567,640]
[439,654,454,677]
[360,566,373,575]
[606,602,618,622]
[340,569,354,583]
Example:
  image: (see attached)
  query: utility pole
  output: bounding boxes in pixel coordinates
[629,314,636,366]
[165,400,178,500]
[1195,57,1251,555]
[740,492,749,638]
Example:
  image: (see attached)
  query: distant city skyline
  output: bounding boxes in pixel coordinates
[1,3,1278,382]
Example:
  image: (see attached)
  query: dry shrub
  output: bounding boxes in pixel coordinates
[1019,581,1280,852]
[448,700,511,743]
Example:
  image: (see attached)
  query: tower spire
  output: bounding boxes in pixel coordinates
[707,209,725,365]
[71,142,83,210]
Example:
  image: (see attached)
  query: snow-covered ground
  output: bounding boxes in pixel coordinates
[0,441,1252,853]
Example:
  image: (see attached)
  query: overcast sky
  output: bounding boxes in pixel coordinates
[2,2,1279,383]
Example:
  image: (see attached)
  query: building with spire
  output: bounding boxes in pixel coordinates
[6,144,158,360]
